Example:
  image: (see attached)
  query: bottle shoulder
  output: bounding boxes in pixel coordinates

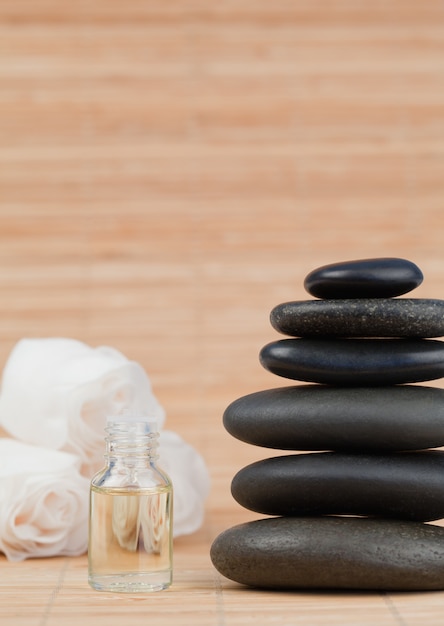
[90,463,172,491]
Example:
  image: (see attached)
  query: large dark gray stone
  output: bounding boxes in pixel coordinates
[231,451,444,521]
[304,257,423,299]
[270,298,444,338]
[223,385,444,451]
[210,517,444,590]
[259,338,444,385]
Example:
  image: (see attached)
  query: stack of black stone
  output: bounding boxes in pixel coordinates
[211,258,444,591]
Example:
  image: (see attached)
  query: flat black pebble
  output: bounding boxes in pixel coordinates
[210,517,444,590]
[259,338,444,385]
[231,451,444,521]
[304,257,423,299]
[270,298,444,338]
[223,385,444,451]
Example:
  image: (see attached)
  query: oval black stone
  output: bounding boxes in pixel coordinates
[259,338,444,385]
[304,257,423,299]
[210,517,444,590]
[223,385,444,451]
[231,451,444,521]
[270,298,444,338]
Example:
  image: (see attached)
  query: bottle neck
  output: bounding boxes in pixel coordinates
[105,421,159,469]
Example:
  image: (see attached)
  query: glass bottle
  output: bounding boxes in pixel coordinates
[88,416,173,592]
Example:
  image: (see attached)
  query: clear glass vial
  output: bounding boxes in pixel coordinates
[88,416,173,593]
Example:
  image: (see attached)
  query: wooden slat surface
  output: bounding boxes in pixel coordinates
[1,1,444,624]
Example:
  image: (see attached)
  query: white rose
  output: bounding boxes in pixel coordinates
[0,439,89,562]
[0,338,165,477]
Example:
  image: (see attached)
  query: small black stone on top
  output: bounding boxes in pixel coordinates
[304,257,423,299]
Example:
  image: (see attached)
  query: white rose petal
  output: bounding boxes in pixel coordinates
[158,430,210,537]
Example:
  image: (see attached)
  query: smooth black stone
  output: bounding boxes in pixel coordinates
[259,338,444,385]
[270,298,444,338]
[231,451,444,521]
[304,257,423,299]
[210,517,444,590]
[223,385,444,451]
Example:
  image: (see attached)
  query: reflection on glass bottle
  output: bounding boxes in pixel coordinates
[88,418,173,593]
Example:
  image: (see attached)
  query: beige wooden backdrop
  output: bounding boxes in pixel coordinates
[1,1,444,624]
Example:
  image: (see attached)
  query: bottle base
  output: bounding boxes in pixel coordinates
[88,570,172,593]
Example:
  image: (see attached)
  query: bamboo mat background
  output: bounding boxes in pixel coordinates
[1,1,444,624]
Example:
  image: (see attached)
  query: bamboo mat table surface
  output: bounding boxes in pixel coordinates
[4,515,444,626]
[1,1,444,624]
